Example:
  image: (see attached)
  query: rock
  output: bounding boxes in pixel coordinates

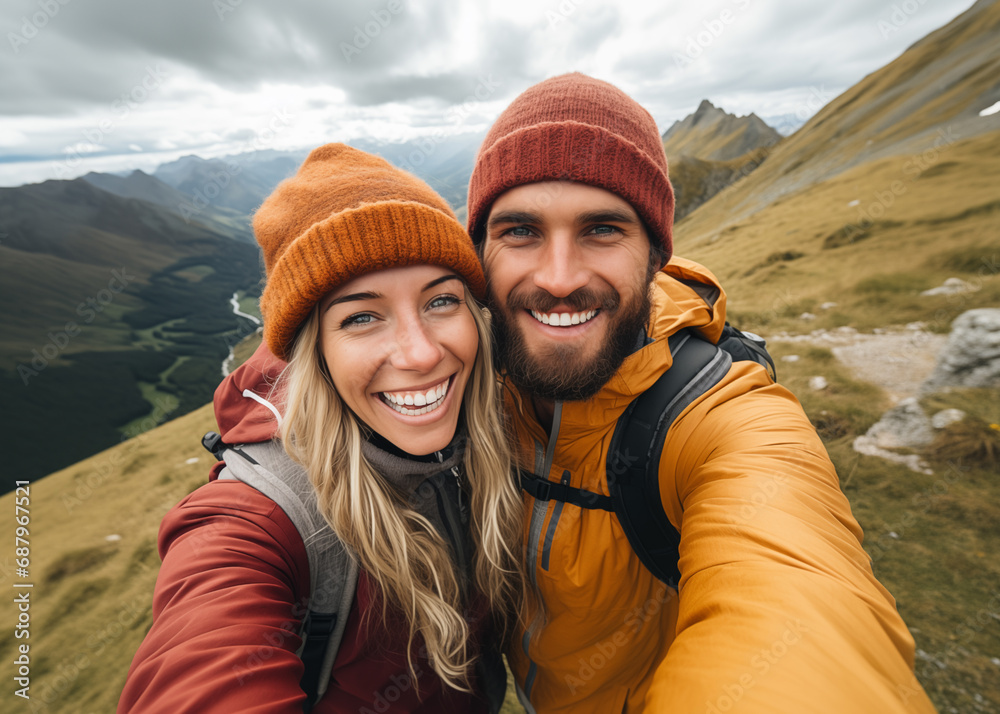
[185,457,200,464]
[105,534,122,542]
[931,409,966,429]
[863,397,934,449]
[781,355,800,362]
[920,277,979,297]
[800,312,816,321]
[853,434,933,474]
[923,308,1000,391]
[820,302,838,310]
[808,376,828,390]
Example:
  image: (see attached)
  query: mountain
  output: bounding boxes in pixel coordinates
[0,178,262,491]
[81,169,254,243]
[662,99,782,162]
[674,0,1000,335]
[662,100,782,219]
[153,150,304,215]
[352,131,486,218]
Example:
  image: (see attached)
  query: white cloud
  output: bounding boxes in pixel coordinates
[0,0,977,186]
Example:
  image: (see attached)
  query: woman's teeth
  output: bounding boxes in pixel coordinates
[530,309,597,326]
[380,379,449,415]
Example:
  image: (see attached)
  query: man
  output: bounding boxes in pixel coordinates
[465,73,935,713]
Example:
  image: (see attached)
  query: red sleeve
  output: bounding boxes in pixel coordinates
[118,480,312,713]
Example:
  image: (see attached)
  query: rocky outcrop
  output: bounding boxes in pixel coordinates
[662,100,782,161]
[922,308,1000,391]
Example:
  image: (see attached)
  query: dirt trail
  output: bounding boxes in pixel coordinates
[770,326,948,402]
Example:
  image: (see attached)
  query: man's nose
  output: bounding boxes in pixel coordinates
[389,318,444,372]
[532,233,589,298]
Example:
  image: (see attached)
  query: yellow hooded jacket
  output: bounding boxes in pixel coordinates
[505,257,936,713]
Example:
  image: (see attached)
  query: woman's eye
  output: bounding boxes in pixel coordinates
[340,313,374,328]
[429,295,460,309]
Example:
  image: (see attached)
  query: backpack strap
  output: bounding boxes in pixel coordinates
[605,328,733,588]
[717,323,776,381]
[203,434,358,711]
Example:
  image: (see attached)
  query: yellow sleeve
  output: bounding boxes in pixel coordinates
[646,364,936,713]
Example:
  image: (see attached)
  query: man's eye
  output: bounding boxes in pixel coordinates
[591,225,619,235]
[506,226,534,237]
[341,313,374,328]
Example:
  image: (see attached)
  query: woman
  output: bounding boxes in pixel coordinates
[118,144,525,713]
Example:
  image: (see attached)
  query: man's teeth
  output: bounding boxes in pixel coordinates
[530,309,597,326]
[381,380,449,415]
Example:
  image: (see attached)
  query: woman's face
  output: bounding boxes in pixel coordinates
[319,264,479,456]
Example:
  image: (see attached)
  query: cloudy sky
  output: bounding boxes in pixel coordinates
[0,0,976,186]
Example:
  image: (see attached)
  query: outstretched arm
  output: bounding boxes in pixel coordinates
[118,480,311,714]
[647,364,935,713]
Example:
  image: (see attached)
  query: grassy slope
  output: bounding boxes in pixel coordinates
[679,130,1000,336]
[666,5,1000,710]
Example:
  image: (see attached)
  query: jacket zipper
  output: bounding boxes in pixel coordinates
[430,470,468,578]
[520,401,564,705]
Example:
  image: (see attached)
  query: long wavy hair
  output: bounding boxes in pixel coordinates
[276,287,526,690]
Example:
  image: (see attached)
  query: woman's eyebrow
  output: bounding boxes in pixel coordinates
[422,274,461,291]
[323,291,380,313]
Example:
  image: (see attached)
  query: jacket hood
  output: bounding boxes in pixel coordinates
[214,340,287,447]
[612,254,727,397]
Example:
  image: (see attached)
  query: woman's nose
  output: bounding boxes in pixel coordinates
[389,319,444,372]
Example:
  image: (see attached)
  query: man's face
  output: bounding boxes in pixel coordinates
[482,181,657,401]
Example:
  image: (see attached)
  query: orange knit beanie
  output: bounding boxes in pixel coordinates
[254,143,485,360]
[467,72,674,259]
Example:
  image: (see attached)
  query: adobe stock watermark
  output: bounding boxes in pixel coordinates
[340,0,404,63]
[876,0,929,40]
[673,0,753,70]
[55,64,169,179]
[7,0,73,54]
[564,583,676,695]
[705,620,808,713]
[31,592,148,711]
[840,125,960,245]
[793,85,836,125]
[213,0,244,21]
[396,74,503,174]
[546,0,588,28]
[17,267,135,386]
[177,107,294,222]
[61,393,176,513]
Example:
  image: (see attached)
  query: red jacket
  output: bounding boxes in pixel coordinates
[118,342,493,713]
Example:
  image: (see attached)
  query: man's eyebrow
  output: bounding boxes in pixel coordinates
[578,209,639,225]
[488,210,543,228]
[323,291,380,313]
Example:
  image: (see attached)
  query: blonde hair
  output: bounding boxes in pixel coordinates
[277,289,525,689]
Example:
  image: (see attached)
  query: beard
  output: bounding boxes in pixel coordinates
[489,281,653,402]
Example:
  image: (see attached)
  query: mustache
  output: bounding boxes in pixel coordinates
[505,286,621,313]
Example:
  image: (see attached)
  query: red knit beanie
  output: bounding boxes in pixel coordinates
[255,143,486,360]
[467,72,673,259]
